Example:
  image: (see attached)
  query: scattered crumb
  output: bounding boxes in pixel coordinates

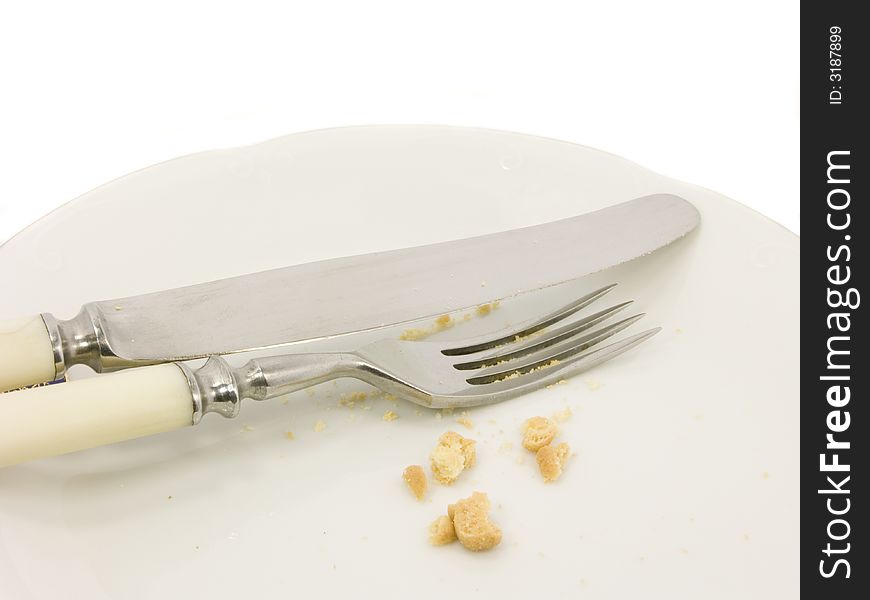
[167,495,173,500]
[742,534,751,542]
[762,471,770,480]
[553,407,573,423]
[362,405,372,411]
[498,441,513,454]
[455,417,474,429]
[679,548,689,555]
[515,454,526,465]
[241,424,255,432]
[430,431,477,484]
[384,393,398,403]
[403,465,428,501]
[448,492,502,551]
[546,379,569,389]
[522,416,558,451]
[383,410,399,422]
[497,359,560,382]
[435,412,442,421]
[428,515,457,546]
[584,379,602,391]
[476,301,500,317]
[675,328,683,334]
[693,414,704,421]
[400,314,454,341]
[536,442,571,482]
[313,420,327,433]
[480,281,487,287]
[285,431,295,440]
[441,407,455,416]
[487,419,497,425]
[339,391,368,408]
[113,305,123,311]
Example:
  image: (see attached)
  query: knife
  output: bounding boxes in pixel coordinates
[0,193,699,392]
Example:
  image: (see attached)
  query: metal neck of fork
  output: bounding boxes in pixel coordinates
[181,352,355,424]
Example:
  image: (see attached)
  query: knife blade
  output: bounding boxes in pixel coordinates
[0,193,698,391]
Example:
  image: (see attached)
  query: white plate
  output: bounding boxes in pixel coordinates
[0,126,798,599]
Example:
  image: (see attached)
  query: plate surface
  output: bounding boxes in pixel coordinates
[0,126,798,599]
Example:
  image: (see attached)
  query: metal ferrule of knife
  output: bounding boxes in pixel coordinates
[42,306,133,378]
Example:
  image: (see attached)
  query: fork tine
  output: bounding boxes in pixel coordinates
[452,301,633,370]
[441,283,617,356]
[465,314,646,384]
[465,328,661,392]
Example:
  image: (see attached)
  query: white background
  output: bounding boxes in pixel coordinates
[0,0,799,245]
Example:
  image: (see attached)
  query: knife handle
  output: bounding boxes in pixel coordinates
[0,364,193,468]
[0,315,59,392]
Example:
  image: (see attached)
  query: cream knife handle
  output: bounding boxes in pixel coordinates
[0,364,193,468]
[0,315,59,392]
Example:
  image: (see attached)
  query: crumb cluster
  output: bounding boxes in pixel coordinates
[522,416,558,451]
[430,431,476,484]
[403,465,428,500]
[430,492,502,551]
[522,415,571,482]
[536,442,571,482]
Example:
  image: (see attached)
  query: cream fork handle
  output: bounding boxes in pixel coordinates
[0,364,193,467]
[0,315,58,392]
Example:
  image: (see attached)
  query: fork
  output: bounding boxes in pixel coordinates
[0,284,658,467]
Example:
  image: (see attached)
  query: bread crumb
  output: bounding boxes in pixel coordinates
[339,391,368,408]
[403,465,427,500]
[430,431,477,484]
[455,417,474,429]
[241,424,255,432]
[522,416,558,451]
[428,515,456,546]
[553,407,573,423]
[584,379,602,391]
[400,314,454,341]
[536,442,571,482]
[476,301,500,317]
[383,410,399,422]
[498,441,513,454]
[285,431,295,440]
[435,412,442,421]
[497,359,560,382]
[762,471,770,479]
[313,420,327,433]
[448,492,502,551]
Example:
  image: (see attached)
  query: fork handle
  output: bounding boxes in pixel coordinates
[0,364,194,467]
[0,352,356,467]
